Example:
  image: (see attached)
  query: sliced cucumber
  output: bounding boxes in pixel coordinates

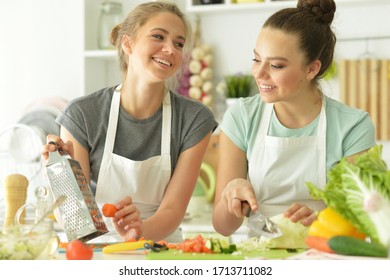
[204,238,237,254]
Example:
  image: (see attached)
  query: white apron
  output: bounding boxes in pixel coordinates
[248,98,327,220]
[94,85,182,243]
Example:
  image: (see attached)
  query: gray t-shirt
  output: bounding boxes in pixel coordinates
[56,86,218,190]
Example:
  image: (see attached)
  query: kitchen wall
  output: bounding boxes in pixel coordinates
[0,0,83,131]
[1,0,390,162]
[192,1,390,90]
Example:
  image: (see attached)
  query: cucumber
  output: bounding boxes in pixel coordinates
[328,236,388,258]
[204,238,237,254]
[205,238,222,253]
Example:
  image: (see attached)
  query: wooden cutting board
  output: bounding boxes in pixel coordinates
[145,249,304,260]
[339,59,390,140]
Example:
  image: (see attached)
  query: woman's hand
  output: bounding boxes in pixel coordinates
[41,134,74,161]
[284,203,317,226]
[221,178,259,218]
[112,196,143,240]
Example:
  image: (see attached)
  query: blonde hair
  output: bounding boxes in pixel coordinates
[110,1,193,76]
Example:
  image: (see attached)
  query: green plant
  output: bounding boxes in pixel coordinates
[224,74,255,98]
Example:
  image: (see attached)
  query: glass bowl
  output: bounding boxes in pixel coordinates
[0,218,54,260]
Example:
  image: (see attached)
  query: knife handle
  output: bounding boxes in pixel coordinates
[102,240,153,254]
[241,201,252,217]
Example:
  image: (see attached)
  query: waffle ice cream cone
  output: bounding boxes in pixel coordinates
[3,174,29,226]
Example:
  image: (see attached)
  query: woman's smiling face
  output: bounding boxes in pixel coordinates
[128,12,186,83]
[251,27,312,103]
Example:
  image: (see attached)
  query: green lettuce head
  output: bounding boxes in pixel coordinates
[307,145,390,247]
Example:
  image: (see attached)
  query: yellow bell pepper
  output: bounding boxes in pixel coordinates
[308,207,365,240]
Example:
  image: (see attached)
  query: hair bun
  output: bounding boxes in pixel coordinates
[297,0,336,24]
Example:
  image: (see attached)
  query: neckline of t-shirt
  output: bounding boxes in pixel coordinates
[271,108,320,134]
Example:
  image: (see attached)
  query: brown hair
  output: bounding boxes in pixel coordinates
[110,1,192,74]
[264,0,336,83]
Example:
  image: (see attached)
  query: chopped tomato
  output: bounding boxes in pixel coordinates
[167,235,215,254]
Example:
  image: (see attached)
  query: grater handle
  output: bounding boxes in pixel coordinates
[46,141,64,166]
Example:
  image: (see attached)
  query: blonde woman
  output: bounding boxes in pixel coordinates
[42,1,217,243]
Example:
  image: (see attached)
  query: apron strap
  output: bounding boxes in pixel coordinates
[96,85,121,186]
[250,103,273,163]
[161,89,171,156]
[316,96,327,187]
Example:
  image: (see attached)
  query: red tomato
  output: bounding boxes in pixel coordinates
[192,242,203,253]
[66,240,93,260]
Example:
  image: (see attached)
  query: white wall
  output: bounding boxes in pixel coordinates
[0,0,83,131]
[195,2,390,78]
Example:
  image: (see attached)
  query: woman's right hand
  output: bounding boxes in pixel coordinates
[41,134,74,162]
[221,178,259,218]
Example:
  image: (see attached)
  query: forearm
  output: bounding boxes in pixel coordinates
[141,208,184,241]
[212,132,251,236]
[212,199,244,237]
[139,133,211,241]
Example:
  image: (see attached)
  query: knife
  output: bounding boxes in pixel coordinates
[242,201,283,239]
[102,240,154,254]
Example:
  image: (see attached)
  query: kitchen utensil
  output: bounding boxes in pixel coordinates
[144,242,168,253]
[145,248,303,260]
[16,195,66,236]
[0,217,54,260]
[3,174,29,226]
[146,250,245,260]
[45,141,108,242]
[242,201,282,239]
[102,239,154,254]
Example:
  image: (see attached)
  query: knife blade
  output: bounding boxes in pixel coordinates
[242,201,283,239]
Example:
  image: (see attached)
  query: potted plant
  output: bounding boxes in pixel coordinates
[217,73,255,107]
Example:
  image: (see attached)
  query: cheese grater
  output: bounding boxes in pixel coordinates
[45,141,108,242]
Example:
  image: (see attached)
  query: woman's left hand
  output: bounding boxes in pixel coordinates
[284,203,317,226]
[112,196,143,240]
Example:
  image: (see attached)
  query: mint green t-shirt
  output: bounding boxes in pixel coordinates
[220,95,376,172]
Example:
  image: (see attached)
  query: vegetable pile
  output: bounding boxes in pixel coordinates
[308,207,365,240]
[0,224,51,260]
[236,214,309,255]
[167,235,237,254]
[304,207,388,257]
[306,145,390,256]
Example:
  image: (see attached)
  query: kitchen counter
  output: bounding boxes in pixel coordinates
[52,246,387,261]
[50,216,388,261]
[52,215,249,260]
[48,198,390,261]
